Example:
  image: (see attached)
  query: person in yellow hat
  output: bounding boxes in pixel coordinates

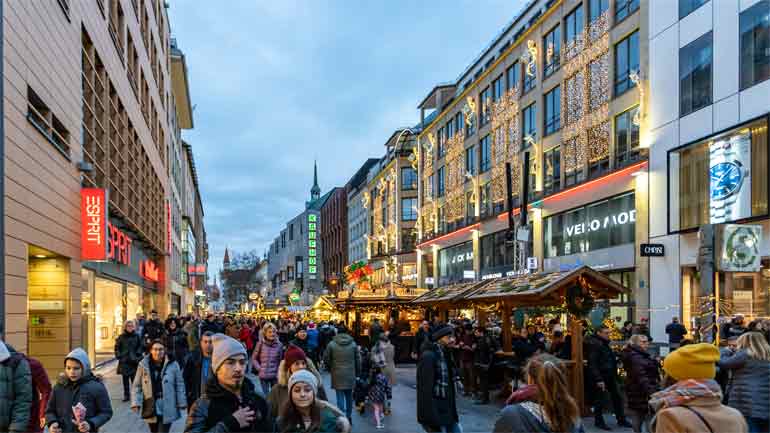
[649,343,747,433]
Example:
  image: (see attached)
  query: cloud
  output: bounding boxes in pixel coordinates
[167,0,524,278]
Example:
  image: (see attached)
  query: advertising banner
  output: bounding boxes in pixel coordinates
[81,188,108,261]
[719,224,762,272]
[710,132,752,224]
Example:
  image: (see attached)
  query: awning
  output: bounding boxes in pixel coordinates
[411,280,489,305]
[284,306,310,313]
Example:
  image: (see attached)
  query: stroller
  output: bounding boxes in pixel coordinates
[354,346,372,414]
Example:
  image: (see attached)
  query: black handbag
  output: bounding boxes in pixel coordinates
[141,397,155,419]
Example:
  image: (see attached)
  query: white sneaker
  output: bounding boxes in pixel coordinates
[376,424,385,429]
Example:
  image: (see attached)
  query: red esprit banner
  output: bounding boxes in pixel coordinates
[140,260,159,282]
[81,188,108,261]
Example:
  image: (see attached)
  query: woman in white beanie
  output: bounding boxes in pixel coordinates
[278,370,350,433]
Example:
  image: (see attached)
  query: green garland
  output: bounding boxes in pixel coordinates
[564,284,595,317]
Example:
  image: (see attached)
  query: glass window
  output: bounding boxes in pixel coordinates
[437,166,445,197]
[437,127,445,157]
[438,241,474,285]
[668,117,768,231]
[401,167,417,190]
[480,231,516,272]
[614,105,641,167]
[522,103,537,147]
[614,31,639,96]
[680,32,713,116]
[544,146,561,194]
[480,135,491,173]
[465,145,476,175]
[507,61,520,93]
[544,25,561,77]
[565,5,584,47]
[589,0,609,23]
[740,0,770,90]
[461,110,474,138]
[493,74,504,101]
[401,198,417,221]
[544,86,561,135]
[524,61,536,92]
[615,0,639,22]
[401,228,416,252]
[480,181,491,218]
[679,0,709,19]
[480,86,491,126]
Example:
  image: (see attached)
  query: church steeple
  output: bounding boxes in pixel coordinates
[223,246,230,270]
[310,159,320,201]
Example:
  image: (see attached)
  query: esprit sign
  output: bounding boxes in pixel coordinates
[81,188,108,261]
[140,260,159,282]
[107,223,132,266]
[565,210,636,238]
[308,214,318,275]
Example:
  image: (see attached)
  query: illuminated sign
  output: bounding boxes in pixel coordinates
[140,260,159,282]
[565,210,636,238]
[188,264,207,276]
[308,214,318,275]
[81,188,108,261]
[107,223,132,266]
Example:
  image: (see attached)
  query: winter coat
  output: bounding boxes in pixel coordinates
[0,343,33,433]
[368,372,392,404]
[718,349,770,420]
[416,343,459,428]
[25,354,53,433]
[184,374,272,433]
[183,350,212,407]
[277,400,350,433]
[493,403,584,433]
[183,320,200,352]
[413,328,431,355]
[665,322,688,344]
[323,334,360,390]
[369,322,384,347]
[115,331,143,377]
[267,359,327,417]
[289,338,312,359]
[586,334,618,383]
[652,392,747,433]
[376,341,396,384]
[306,328,319,350]
[252,337,284,380]
[45,348,112,433]
[620,345,660,412]
[142,319,166,347]
[164,329,190,366]
[132,356,186,424]
[200,320,222,336]
[239,327,255,351]
[474,332,500,369]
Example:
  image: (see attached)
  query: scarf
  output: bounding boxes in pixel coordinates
[149,359,165,402]
[648,379,723,413]
[432,343,450,399]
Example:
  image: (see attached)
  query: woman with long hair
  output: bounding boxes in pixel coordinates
[719,331,770,433]
[278,370,350,433]
[131,340,186,433]
[493,354,582,433]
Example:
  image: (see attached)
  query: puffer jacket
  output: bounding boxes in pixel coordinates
[132,355,186,424]
[719,349,770,420]
[251,337,284,380]
[184,374,271,433]
[0,342,32,433]
[267,359,327,417]
[323,333,360,390]
[620,345,660,412]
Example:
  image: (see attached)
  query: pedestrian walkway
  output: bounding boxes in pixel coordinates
[95,361,631,433]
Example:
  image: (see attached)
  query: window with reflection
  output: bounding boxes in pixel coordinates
[740,0,770,90]
[544,25,561,77]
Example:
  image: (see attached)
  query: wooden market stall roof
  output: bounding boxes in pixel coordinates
[411,280,489,306]
[335,283,429,309]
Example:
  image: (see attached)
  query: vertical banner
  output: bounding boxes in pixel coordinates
[167,201,172,255]
[709,131,751,223]
[81,188,108,261]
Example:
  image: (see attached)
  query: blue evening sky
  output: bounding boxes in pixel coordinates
[168,1,525,278]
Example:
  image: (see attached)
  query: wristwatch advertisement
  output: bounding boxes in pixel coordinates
[709,132,752,224]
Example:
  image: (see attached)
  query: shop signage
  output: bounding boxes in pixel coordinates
[463,270,476,280]
[107,222,132,266]
[81,188,108,261]
[248,293,260,301]
[506,269,530,277]
[308,214,318,275]
[451,251,474,264]
[188,264,207,276]
[565,210,636,238]
[710,131,752,224]
[640,243,665,257]
[425,277,435,285]
[402,273,418,281]
[527,257,538,270]
[139,260,159,282]
[482,272,502,280]
[719,224,762,272]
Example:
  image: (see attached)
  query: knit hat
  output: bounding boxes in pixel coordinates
[288,370,318,396]
[211,333,247,373]
[663,343,720,381]
[432,324,454,341]
[284,345,306,367]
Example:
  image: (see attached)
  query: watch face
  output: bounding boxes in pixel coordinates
[710,162,743,201]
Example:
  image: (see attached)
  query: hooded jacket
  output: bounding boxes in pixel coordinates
[0,341,33,433]
[267,358,327,417]
[44,349,112,433]
[132,355,186,424]
[184,374,272,433]
[323,333,360,390]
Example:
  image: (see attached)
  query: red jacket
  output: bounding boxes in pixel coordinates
[239,327,255,351]
[26,356,52,433]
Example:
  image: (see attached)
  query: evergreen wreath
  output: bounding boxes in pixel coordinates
[564,282,595,317]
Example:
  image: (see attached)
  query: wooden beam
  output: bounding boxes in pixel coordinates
[569,316,588,416]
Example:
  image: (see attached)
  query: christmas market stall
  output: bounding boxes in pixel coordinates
[461,265,628,413]
[410,280,490,322]
[310,295,342,322]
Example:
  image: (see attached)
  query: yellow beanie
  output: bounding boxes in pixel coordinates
[663,343,720,381]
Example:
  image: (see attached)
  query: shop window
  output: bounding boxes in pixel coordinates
[480,230,516,271]
[401,229,416,252]
[668,116,768,232]
[680,32,713,117]
[438,241,474,285]
[740,0,770,91]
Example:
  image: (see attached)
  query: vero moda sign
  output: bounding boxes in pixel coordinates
[81,188,109,261]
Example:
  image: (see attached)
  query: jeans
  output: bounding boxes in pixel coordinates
[121,374,133,399]
[423,422,463,433]
[746,417,769,433]
[260,378,277,395]
[335,389,354,419]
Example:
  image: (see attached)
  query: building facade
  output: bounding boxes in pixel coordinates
[347,159,379,267]
[647,0,770,341]
[320,187,346,294]
[416,0,649,325]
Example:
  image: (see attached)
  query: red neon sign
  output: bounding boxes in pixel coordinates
[107,222,132,266]
[81,188,108,261]
[140,260,159,282]
[188,264,207,276]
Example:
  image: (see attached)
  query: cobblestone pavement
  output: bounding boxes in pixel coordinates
[95,361,631,433]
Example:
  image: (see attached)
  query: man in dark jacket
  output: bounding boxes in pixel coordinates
[289,326,313,361]
[0,339,32,433]
[164,317,190,366]
[183,331,214,409]
[417,324,463,433]
[473,325,501,404]
[200,314,221,335]
[665,317,688,349]
[412,321,432,360]
[323,326,360,421]
[141,310,165,350]
[184,334,272,433]
[587,326,631,430]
